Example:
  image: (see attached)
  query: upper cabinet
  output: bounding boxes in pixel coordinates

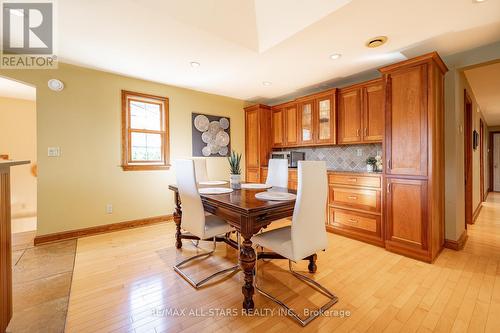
[298,99,315,145]
[272,89,336,148]
[383,65,428,176]
[338,88,362,144]
[284,104,299,146]
[315,91,336,144]
[362,80,384,142]
[338,79,384,144]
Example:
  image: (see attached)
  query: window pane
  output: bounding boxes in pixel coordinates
[131,132,162,161]
[130,100,161,130]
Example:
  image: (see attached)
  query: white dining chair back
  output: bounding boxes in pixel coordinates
[265,159,289,188]
[291,161,328,261]
[175,159,205,238]
[193,158,209,183]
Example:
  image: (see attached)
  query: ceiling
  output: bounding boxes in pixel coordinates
[56,0,500,103]
[0,77,36,101]
[465,62,500,126]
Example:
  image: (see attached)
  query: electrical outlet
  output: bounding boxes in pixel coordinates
[356,149,362,157]
[47,147,61,157]
[106,204,113,214]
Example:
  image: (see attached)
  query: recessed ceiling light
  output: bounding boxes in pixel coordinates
[262,81,272,86]
[190,61,200,68]
[330,53,342,60]
[473,0,486,2]
[366,36,388,48]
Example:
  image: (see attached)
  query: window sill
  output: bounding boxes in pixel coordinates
[121,164,171,171]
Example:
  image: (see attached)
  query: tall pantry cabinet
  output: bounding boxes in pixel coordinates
[380,52,448,262]
[244,104,272,183]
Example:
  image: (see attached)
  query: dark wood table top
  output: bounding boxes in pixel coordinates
[168,183,296,214]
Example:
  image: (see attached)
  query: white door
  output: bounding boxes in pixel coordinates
[494,134,500,191]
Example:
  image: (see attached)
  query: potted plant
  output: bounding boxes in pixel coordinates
[227,150,242,189]
[366,157,377,172]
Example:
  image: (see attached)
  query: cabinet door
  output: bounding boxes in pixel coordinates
[338,89,362,144]
[362,82,384,142]
[386,178,428,250]
[246,167,260,183]
[299,100,315,145]
[385,64,428,176]
[272,109,284,147]
[245,109,260,169]
[284,105,298,146]
[316,95,335,144]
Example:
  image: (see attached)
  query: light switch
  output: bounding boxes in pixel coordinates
[356,149,362,157]
[47,147,61,157]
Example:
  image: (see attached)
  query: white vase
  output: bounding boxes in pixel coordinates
[230,174,241,189]
[366,165,374,172]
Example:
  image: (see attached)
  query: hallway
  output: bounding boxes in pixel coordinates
[465,192,500,261]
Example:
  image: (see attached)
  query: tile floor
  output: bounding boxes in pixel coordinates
[7,231,76,333]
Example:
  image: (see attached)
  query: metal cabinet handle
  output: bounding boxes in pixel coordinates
[387,159,392,169]
[387,183,391,193]
[364,128,368,136]
[348,178,357,182]
[347,196,358,200]
[356,129,360,137]
[348,218,358,224]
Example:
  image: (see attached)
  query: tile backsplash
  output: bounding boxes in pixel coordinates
[288,144,382,171]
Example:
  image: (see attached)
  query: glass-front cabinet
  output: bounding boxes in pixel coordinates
[299,100,314,144]
[315,91,336,144]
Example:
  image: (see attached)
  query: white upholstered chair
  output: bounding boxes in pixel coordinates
[252,161,338,326]
[265,159,289,188]
[173,159,239,288]
[193,158,209,183]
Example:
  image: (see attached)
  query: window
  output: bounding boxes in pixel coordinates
[121,90,170,171]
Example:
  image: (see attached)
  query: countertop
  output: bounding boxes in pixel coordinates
[261,166,382,176]
[0,160,30,168]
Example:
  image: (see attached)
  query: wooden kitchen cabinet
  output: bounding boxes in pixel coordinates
[298,99,315,145]
[284,103,299,146]
[315,91,336,144]
[338,79,384,144]
[327,171,383,247]
[380,52,447,263]
[362,80,384,142]
[385,178,428,253]
[244,104,272,182]
[296,89,336,146]
[271,108,284,148]
[384,65,428,176]
[338,88,362,144]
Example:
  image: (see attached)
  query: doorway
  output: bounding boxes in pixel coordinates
[493,133,500,192]
[480,119,484,201]
[464,91,473,226]
[0,77,37,236]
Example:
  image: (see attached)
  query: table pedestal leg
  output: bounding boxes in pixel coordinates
[240,237,256,310]
[174,191,182,249]
[308,253,317,273]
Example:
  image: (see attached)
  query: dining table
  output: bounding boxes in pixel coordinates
[167,183,318,310]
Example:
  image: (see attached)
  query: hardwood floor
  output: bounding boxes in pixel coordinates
[63,194,500,333]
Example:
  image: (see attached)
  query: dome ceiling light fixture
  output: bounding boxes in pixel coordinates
[366,36,388,48]
[47,79,64,91]
[262,81,272,86]
[329,53,342,60]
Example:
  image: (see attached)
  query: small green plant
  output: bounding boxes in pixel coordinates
[227,150,242,175]
[366,157,377,166]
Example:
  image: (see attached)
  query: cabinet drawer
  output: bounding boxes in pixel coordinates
[329,187,380,213]
[328,173,381,188]
[330,208,380,233]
